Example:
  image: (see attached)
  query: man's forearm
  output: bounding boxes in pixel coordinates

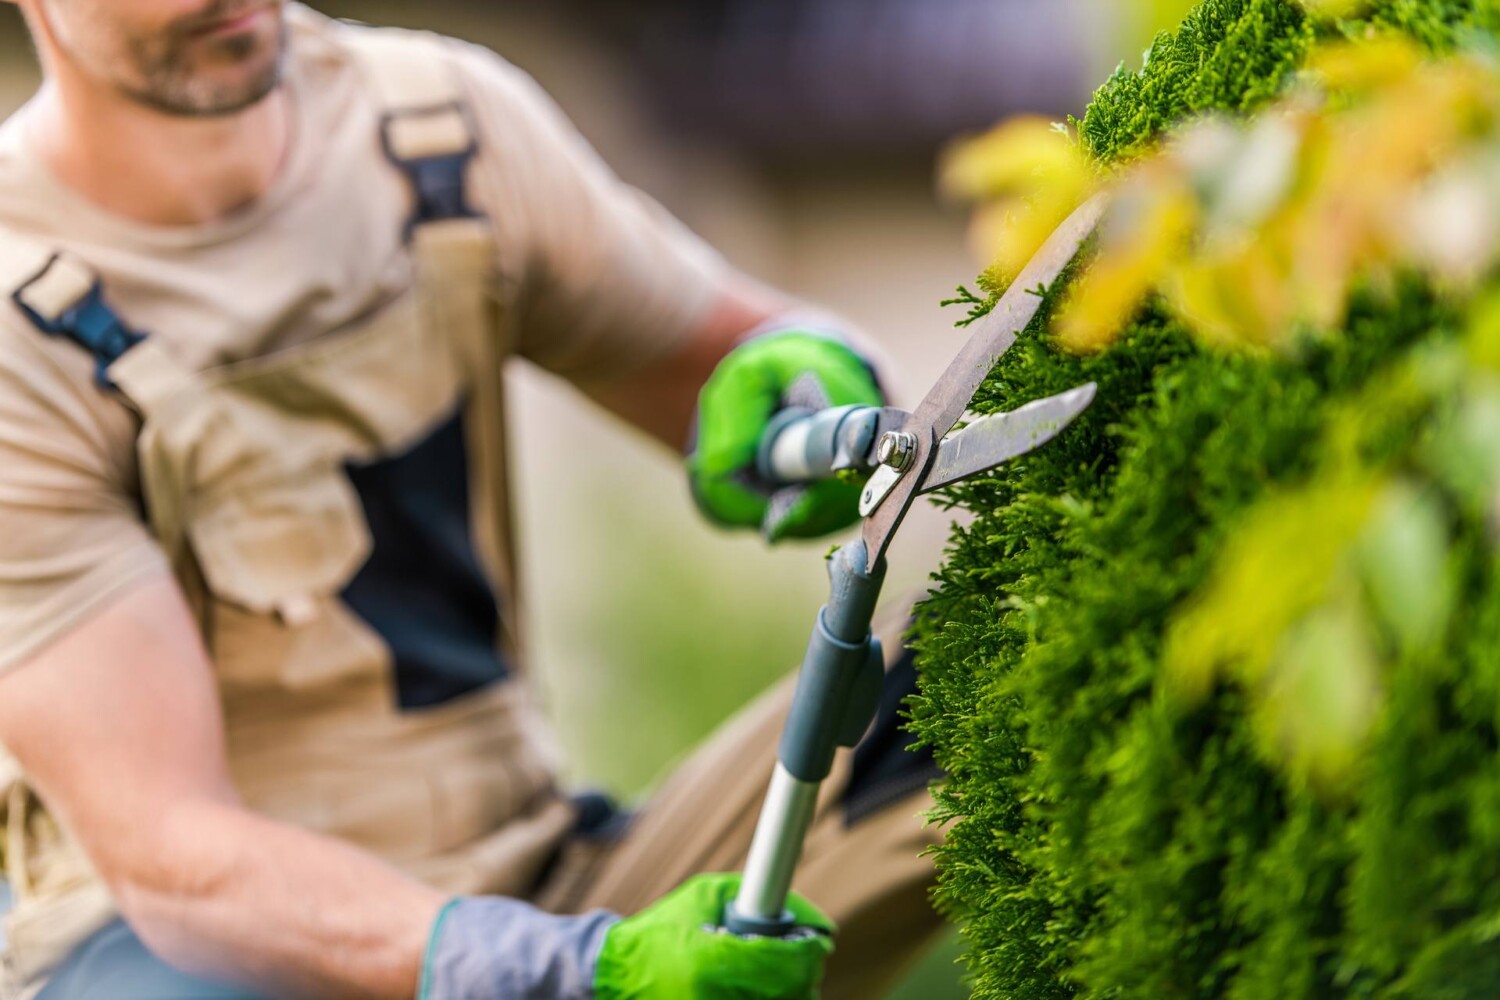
[108,797,443,999]
[583,279,889,454]
[582,279,785,449]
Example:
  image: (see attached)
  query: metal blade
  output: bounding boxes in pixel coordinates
[859,193,1108,572]
[918,383,1096,495]
[905,193,1108,445]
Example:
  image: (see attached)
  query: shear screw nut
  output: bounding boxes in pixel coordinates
[877,431,917,472]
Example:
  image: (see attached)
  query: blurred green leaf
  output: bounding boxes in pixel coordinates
[1425,387,1500,521]
[1257,595,1383,787]
[1355,481,1454,656]
[1165,474,1379,702]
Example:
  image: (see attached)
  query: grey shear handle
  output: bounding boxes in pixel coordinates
[757,406,908,486]
[726,540,888,937]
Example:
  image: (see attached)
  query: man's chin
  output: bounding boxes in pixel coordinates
[124,76,279,118]
[126,46,286,118]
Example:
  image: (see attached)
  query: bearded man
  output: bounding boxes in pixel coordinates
[0,2,944,997]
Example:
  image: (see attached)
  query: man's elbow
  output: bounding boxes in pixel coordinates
[95,797,244,976]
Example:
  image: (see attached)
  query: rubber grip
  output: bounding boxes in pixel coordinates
[757,406,879,485]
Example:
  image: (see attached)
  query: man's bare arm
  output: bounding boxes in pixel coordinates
[0,575,444,999]
[580,279,785,449]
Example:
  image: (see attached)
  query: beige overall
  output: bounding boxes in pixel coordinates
[0,35,573,995]
[0,30,946,1000]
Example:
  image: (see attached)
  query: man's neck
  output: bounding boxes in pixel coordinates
[25,77,293,229]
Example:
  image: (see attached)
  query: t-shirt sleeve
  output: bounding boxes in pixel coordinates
[448,42,731,380]
[0,322,169,675]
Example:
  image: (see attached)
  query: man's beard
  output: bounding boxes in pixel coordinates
[119,1,288,118]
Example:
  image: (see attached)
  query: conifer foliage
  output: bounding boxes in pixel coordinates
[911,2,1500,997]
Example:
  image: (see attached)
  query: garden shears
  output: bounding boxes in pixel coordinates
[725,194,1109,938]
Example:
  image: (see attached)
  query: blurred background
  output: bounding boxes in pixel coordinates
[0,2,1179,993]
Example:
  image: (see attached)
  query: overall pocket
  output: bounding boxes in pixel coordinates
[189,468,383,692]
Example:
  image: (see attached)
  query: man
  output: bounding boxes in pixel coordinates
[0,1,944,997]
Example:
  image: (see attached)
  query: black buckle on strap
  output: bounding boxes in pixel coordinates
[380,103,481,238]
[12,255,146,391]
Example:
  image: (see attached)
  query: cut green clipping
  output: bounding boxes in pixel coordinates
[688,331,883,542]
[593,874,835,1000]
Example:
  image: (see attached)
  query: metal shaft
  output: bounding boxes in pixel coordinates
[731,764,821,930]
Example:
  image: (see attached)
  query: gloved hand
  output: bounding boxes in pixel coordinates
[688,329,884,543]
[594,873,836,1000]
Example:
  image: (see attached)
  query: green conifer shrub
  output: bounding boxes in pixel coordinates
[911,2,1500,997]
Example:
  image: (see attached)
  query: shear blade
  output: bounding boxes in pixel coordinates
[918,382,1097,495]
[858,194,1109,572]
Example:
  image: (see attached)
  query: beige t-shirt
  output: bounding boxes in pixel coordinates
[0,6,726,674]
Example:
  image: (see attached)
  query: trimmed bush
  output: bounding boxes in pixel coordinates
[911,2,1500,998]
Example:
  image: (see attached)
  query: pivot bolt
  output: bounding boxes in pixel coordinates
[877,431,917,472]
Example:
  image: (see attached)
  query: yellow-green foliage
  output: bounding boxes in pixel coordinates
[911,1,1500,997]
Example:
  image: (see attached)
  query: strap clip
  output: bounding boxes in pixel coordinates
[380,102,481,237]
[11,254,146,391]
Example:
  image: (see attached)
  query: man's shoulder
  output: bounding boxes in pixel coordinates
[294,5,556,137]
[0,305,110,435]
[289,4,527,98]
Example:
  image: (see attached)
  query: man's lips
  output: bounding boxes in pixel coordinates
[187,6,270,38]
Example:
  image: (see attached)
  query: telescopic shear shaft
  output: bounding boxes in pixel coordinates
[726,540,887,936]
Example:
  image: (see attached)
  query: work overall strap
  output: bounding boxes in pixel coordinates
[2,242,203,575]
[6,251,194,415]
[346,30,525,664]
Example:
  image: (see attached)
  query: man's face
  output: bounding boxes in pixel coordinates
[40,0,289,117]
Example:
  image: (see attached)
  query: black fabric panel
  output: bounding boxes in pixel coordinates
[342,408,509,709]
[843,641,943,827]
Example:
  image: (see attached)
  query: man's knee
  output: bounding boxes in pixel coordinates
[38,921,265,1000]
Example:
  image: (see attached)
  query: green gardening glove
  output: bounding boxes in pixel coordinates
[594,873,836,1000]
[688,330,885,543]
